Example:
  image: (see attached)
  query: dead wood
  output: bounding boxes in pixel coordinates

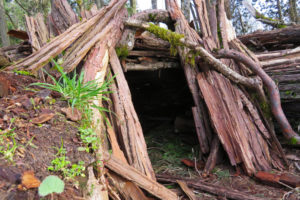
[164,0,284,174]
[217,49,300,144]
[239,25,300,51]
[125,13,284,174]
[109,48,156,180]
[157,174,264,200]
[176,180,197,200]
[202,135,220,176]
[0,42,31,66]
[126,61,179,71]
[104,153,179,200]
[5,0,125,73]
[49,0,79,36]
[118,9,172,51]
[25,13,49,51]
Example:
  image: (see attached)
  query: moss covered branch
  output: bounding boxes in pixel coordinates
[125,19,261,90]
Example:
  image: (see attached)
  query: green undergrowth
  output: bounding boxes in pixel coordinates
[145,123,198,177]
[48,139,85,181]
[30,59,114,181]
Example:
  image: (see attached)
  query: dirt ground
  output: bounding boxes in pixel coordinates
[0,71,299,200]
[0,72,94,199]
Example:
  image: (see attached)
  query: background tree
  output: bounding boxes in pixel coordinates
[0,0,9,47]
[152,0,157,9]
[181,0,190,21]
[130,0,136,14]
[95,0,105,9]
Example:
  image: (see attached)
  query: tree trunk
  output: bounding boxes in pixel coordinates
[289,0,298,24]
[181,0,191,21]
[130,0,137,14]
[95,0,105,9]
[151,0,157,9]
[0,0,9,47]
[276,0,283,22]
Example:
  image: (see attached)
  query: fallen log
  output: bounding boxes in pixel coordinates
[238,25,300,51]
[255,171,300,188]
[157,174,264,200]
[126,61,179,71]
[0,42,32,67]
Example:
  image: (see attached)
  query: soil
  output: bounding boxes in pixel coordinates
[0,72,94,200]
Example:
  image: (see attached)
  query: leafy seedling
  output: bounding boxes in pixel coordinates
[38,175,65,197]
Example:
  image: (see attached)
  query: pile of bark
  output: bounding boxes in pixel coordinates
[1,0,300,199]
[239,26,300,117]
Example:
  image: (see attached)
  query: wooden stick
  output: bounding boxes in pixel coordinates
[157,175,264,200]
[104,153,179,200]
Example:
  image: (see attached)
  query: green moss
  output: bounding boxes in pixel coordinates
[217,25,223,49]
[277,24,287,29]
[146,23,184,56]
[289,137,298,145]
[13,70,34,76]
[116,46,129,60]
[185,50,200,67]
[261,101,272,119]
[148,13,158,22]
[251,92,272,119]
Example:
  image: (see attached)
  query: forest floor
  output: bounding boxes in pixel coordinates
[0,71,299,200]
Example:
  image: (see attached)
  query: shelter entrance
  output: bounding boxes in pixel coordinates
[125,68,199,175]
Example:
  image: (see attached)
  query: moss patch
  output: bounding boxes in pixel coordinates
[146,23,184,56]
[116,46,129,60]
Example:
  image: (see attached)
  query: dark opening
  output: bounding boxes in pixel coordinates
[125,67,199,175]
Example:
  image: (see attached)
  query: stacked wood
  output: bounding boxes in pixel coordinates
[163,0,285,175]
[239,27,300,117]
[0,41,32,67]
[238,25,300,51]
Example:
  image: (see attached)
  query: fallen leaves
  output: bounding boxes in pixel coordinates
[18,171,40,190]
[31,110,55,124]
[61,107,82,122]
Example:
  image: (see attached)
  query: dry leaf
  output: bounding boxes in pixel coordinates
[61,107,82,121]
[18,171,40,190]
[31,113,55,124]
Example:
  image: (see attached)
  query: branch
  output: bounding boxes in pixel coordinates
[242,0,293,28]
[14,0,32,16]
[217,49,300,145]
[125,19,261,90]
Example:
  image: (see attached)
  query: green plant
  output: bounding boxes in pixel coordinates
[214,168,230,180]
[0,131,19,163]
[38,175,65,197]
[48,139,85,180]
[78,127,99,152]
[0,119,21,163]
[29,59,113,111]
[13,69,34,76]
[116,46,129,60]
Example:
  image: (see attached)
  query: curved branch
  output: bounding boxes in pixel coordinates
[119,9,172,50]
[218,49,300,145]
[129,9,172,25]
[125,19,261,90]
